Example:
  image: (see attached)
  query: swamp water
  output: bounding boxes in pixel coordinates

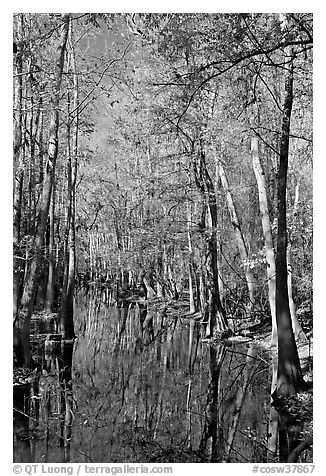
[14,295,276,463]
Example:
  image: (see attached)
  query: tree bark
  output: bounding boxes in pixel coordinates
[267,350,279,461]
[287,181,306,340]
[275,56,305,398]
[13,14,24,331]
[251,137,278,346]
[193,143,230,338]
[14,15,70,366]
[142,276,156,299]
[187,204,196,313]
[45,185,55,312]
[60,27,78,339]
[218,160,256,314]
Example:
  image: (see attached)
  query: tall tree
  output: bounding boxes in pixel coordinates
[287,180,306,340]
[193,142,230,338]
[59,24,79,339]
[218,160,257,316]
[13,14,24,316]
[14,14,70,366]
[274,52,305,398]
[251,135,278,345]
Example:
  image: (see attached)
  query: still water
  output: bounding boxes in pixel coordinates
[14,295,273,463]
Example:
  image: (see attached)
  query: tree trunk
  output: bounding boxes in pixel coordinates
[13,14,24,329]
[205,224,228,337]
[267,350,279,461]
[142,276,156,299]
[218,160,256,314]
[14,15,70,366]
[287,248,305,339]
[60,28,78,339]
[287,181,306,340]
[187,204,196,313]
[274,56,305,398]
[193,143,230,338]
[45,186,55,312]
[251,137,278,346]
[13,166,24,324]
[156,280,164,298]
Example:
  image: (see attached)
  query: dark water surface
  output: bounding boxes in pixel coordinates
[14,296,274,463]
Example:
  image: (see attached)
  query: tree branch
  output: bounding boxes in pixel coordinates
[174,37,312,127]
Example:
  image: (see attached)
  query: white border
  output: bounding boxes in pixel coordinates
[3,4,324,474]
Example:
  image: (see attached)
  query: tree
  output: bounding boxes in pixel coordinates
[286,180,306,340]
[59,23,79,339]
[14,14,70,366]
[193,142,230,338]
[251,135,278,345]
[13,14,24,334]
[274,52,305,398]
[218,160,257,316]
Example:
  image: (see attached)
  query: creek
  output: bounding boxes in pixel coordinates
[14,293,278,463]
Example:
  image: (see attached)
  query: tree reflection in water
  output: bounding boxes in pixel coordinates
[14,337,74,463]
[14,295,291,463]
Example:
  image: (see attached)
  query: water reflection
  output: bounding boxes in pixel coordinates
[14,338,74,463]
[14,296,276,463]
[72,297,271,462]
[14,383,33,462]
[199,345,227,462]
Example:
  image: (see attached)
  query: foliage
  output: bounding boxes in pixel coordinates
[13,12,313,347]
